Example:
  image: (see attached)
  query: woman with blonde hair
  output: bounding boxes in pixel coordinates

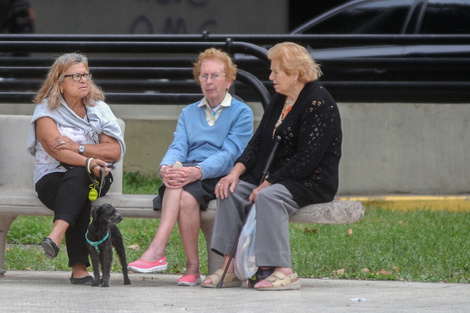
[27,52,125,285]
[202,42,342,290]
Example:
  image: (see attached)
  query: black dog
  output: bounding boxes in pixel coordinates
[86,203,131,287]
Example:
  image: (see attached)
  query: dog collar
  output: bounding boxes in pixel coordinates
[85,231,109,253]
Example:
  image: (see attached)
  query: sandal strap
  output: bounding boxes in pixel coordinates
[204,269,239,285]
[264,271,298,287]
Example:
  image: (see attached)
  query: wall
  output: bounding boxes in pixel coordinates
[29,0,288,34]
[3,101,468,196]
[117,102,470,196]
[0,103,470,195]
[338,102,470,195]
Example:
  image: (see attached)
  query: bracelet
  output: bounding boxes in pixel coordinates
[195,165,203,178]
[85,157,94,174]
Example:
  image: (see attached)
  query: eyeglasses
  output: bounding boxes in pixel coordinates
[198,73,226,82]
[63,73,92,81]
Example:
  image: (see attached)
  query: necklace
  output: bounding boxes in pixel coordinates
[285,97,294,107]
[280,98,295,121]
[273,97,295,137]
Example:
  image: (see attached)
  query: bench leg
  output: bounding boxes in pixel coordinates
[0,215,18,277]
[200,218,223,275]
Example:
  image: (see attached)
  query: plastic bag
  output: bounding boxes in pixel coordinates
[234,204,258,280]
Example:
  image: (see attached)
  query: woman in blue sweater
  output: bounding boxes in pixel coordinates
[128,48,254,287]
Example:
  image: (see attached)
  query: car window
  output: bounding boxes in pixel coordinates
[299,0,415,34]
[420,0,470,34]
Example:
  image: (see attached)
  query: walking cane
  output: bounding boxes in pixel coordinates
[217,135,282,288]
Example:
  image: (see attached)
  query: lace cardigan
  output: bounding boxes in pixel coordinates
[237,81,342,207]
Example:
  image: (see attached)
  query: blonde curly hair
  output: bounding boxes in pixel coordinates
[267,42,322,83]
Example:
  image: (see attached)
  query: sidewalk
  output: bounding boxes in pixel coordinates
[1,271,469,313]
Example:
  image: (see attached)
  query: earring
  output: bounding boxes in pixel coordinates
[294,79,297,84]
[60,88,63,94]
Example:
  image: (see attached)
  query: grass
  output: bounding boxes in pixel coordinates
[5,171,470,283]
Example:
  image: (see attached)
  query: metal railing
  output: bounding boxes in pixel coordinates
[1,33,470,103]
[0,67,271,107]
[0,38,272,107]
[3,33,470,45]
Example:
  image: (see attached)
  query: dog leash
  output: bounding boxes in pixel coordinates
[85,158,106,200]
[85,231,109,253]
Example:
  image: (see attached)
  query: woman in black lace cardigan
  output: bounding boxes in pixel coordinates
[202,42,342,290]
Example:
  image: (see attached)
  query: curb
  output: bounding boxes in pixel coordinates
[337,195,470,211]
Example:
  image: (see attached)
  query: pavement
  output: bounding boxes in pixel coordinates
[0,271,469,313]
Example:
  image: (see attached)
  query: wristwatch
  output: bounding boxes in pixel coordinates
[78,144,85,155]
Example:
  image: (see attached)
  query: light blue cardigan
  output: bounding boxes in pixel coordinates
[160,96,254,179]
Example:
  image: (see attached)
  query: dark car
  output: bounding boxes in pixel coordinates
[291,0,470,35]
[238,0,470,103]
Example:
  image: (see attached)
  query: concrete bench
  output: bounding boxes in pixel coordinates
[0,114,365,277]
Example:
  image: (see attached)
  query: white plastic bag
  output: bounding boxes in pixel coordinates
[234,204,258,280]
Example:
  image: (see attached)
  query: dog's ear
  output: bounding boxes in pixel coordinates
[91,206,98,220]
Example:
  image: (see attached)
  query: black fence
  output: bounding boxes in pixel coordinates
[1,33,470,104]
[0,37,272,107]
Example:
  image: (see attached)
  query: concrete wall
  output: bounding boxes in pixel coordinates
[29,0,288,34]
[338,102,470,196]
[4,101,469,196]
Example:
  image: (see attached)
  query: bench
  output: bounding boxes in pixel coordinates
[0,114,365,277]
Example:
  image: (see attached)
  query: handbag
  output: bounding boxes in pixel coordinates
[234,204,258,280]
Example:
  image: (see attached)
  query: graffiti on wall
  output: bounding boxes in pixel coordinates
[130,0,216,34]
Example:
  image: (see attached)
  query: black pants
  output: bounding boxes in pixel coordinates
[35,167,93,268]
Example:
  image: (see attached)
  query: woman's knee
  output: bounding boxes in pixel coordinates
[256,185,289,215]
[257,185,281,203]
[179,191,199,214]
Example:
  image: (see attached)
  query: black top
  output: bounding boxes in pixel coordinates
[237,81,342,207]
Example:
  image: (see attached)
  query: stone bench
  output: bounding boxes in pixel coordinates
[0,114,365,277]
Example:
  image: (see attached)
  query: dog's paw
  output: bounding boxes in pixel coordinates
[91,281,100,287]
[124,278,131,285]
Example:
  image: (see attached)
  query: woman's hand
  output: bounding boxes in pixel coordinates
[87,158,110,177]
[160,164,201,189]
[52,135,87,158]
[248,180,272,204]
[215,162,246,199]
[51,135,75,151]
[215,172,240,200]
